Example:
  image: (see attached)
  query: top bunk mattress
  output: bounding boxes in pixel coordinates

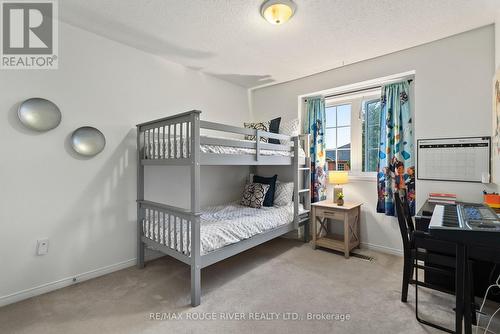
[145,134,306,159]
[143,202,305,255]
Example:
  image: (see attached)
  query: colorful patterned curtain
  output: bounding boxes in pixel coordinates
[376,82,415,216]
[305,97,327,203]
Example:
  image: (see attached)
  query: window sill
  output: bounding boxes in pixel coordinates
[347,172,377,182]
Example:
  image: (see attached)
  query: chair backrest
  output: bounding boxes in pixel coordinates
[394,192,415,256]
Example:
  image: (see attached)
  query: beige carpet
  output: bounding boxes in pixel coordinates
[0,238,498,334]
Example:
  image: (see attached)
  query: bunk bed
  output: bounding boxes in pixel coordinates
[136,110,311,306]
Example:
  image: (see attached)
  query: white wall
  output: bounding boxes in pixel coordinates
[496,19,500,67]
[251,25,497,254]
[0,22,250,305]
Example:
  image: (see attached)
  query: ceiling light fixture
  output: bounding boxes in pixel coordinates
[260,0,296,25]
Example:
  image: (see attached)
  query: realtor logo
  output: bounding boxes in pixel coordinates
[1,0,58,69]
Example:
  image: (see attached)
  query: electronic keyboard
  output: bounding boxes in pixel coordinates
[430,203,500,231]
[429,203,500,247]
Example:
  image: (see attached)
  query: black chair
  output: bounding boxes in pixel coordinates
[394,192,476,333]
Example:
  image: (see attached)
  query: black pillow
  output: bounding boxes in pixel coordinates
[268,117,281,145]
[253,174,278,207]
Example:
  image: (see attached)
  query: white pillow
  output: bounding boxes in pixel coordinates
[274,181,294,206]
[279,119,300,145]
[240,183,270,208]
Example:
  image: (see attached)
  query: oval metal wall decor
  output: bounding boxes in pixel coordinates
[71,127,106,157]
[18,98,62,131]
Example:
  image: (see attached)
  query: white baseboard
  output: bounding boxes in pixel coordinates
[0,251,165,308]
[0,258,136,307]
[360,242,403,257]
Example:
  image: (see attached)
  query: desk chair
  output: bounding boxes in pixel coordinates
[395,192,476,333]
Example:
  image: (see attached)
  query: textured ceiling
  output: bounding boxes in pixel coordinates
[59,0,500,88]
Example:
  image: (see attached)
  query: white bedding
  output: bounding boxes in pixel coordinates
[143,202,303,255]
[145,134,305,159]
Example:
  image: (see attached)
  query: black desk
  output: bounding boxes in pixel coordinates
[415,202,500,299]
[418,201,500,333]
[415,200,437,230]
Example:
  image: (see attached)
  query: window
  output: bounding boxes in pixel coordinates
[362,99,381,172]
[324,93,381,174]
[325,104,351,171]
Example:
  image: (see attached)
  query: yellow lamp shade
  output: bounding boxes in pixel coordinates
[261,0,296,25]
[329,171,349,185]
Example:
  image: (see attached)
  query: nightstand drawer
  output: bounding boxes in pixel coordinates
[315,207,345,220]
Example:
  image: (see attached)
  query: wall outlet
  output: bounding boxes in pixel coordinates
[36,239,49,255]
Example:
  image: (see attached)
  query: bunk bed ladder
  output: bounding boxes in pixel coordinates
[293,137,300,229]
[293,135,311,230]
[298,135,311,238]
[301,133,312,210]
[302,158,311,209]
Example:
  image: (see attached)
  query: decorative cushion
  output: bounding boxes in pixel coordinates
[267,117,281,145]
[240,183,270,208]
[253,174,278,207]
[244,122,268,142]
[274,181,294,206]
[279,119,300,145]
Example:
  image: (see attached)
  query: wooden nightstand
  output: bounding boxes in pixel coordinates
[311,200,362,258]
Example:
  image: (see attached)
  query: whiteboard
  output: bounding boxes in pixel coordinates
[417,137,491,183]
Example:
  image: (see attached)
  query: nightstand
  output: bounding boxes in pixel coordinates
[311,200,362,258]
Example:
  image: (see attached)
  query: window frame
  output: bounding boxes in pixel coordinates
[325,91,381,180]
[363,98,382,173]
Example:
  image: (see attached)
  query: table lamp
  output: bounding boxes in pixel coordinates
[328,171,349,205]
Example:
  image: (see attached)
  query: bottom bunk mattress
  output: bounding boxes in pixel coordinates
[142,202,299,256]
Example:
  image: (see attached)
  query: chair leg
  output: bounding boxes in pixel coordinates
[414,258,455,334]
[402,257,412,303]
[469,260,477,326]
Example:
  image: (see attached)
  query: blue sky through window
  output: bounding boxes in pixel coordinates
[325,105,351,150]
[325,104,352,170]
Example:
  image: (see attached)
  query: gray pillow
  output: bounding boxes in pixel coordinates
[279,119,300,145]
[240,183,270,208]
[274,181,294,206]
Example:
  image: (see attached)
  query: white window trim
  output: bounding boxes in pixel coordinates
[325,91,381,178]
[348,172,377,181]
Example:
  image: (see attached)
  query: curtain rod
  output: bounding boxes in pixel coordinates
[304,79,413,102]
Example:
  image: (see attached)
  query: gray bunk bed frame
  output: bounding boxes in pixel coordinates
[136,110,311,306]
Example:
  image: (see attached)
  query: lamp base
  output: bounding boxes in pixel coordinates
[333,186,343,204]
